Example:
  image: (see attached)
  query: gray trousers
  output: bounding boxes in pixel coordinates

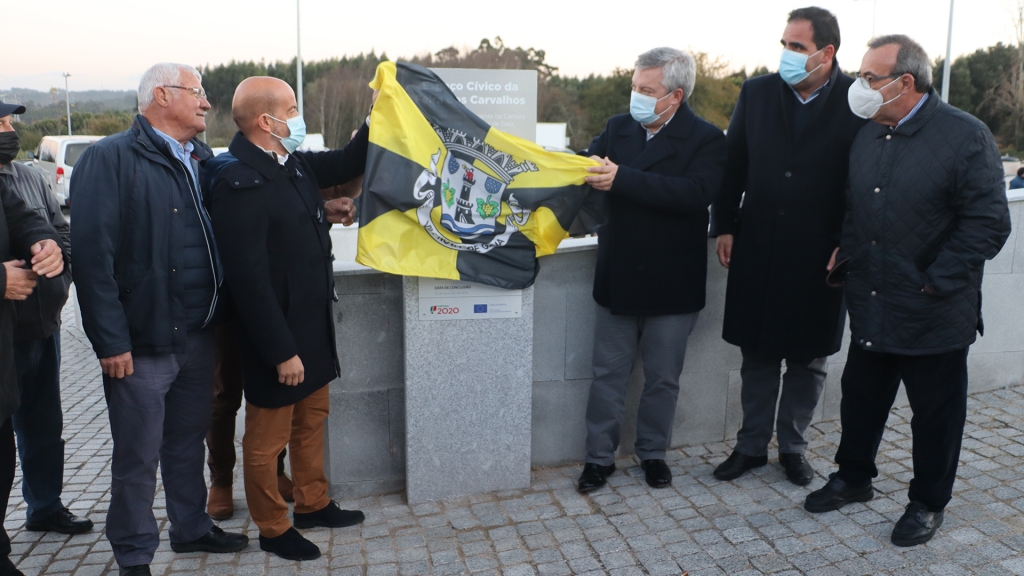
[734,349,827,457]
[585,306,699,465]
[103,329,216,567]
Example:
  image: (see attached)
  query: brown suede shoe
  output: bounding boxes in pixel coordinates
[207,485,233,521]
[278,474,295,503]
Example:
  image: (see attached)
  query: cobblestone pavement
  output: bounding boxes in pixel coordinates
[7,308,1024,575]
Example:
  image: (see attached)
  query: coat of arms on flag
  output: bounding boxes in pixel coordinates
[357,61,598,290]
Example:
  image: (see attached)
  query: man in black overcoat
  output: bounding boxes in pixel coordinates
[576,47,727,493]
[710,7,866,485]
[805,35,1010,548]
[206,77,367,561]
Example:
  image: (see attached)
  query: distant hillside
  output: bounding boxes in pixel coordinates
[0,87,136,123]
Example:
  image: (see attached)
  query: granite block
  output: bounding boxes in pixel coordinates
[389,388,407,477]
[671,370,730,447]
[404,277,534,503]
[333,282,404,393]
[336,272,387,295]
[967,351,1024,393]
[531,379,591,466]
[532,283,567,383]
[987,201,1018,274]
[973,273,1024,354]
[327,389,394,483]
[564,286,597,381]
[819,363,844,423]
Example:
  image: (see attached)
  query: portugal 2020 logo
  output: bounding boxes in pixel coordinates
[430,305,459,315]
[412,125,538,254]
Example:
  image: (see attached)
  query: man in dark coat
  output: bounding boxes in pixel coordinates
[710,7,866,486]
[206,77,367,561]
[804,35,1011,548]
[71,63,248,575]
[576,47,727,493]
[0,104,92,536]
[0,174,65,576]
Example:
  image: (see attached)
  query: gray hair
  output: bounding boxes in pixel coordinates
[635,47,696,102]
[868,34,932,93]
[137,63,202,113]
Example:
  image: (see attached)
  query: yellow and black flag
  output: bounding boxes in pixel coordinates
[357,61,598,289]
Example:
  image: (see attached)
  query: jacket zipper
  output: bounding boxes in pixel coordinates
[173,158,219,328]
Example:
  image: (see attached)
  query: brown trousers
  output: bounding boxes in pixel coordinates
[206,325,285,487]
[243,386,331,537]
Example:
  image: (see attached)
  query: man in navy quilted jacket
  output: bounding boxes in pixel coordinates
[804,35,1011,547]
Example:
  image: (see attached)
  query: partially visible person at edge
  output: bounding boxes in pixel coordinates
[69,63,248,576]
[1009,166,1024,190]
[804,35,1011,548]
[710,7,866,487]
[204,76,366,561]
[0,103,92,537]
[0,169,66,576]
[575,47,728,494]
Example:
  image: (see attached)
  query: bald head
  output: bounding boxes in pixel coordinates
[232,76,296,135]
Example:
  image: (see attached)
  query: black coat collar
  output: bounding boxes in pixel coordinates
[227,131,290,181]
[614,103,698,170]
[779,58,844,139]
[131,114,212,166]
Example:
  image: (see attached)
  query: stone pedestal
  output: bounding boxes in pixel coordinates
[403,277,533,503]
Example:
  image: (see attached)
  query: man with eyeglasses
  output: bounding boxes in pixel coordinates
[71,63,248,575]
[710,7,867,487]
[804,35,1010,547]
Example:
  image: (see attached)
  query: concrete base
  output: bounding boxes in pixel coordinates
[402,277,534,503]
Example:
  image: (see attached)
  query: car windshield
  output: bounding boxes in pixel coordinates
[63,143,93,167]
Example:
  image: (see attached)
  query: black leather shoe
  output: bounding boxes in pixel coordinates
[259,527,321,561]
[118,566,151,576]
[577,463,616,493]
[804,473,873,513]
[170,525,249,553]
[293,501,365,529]
[891,502,944,547]
[640,459,672,488]
[24,507,94,534]
[713,451,768,481]
[779,453,814,486]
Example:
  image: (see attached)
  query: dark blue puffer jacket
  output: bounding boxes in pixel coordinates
[70,115,221,358]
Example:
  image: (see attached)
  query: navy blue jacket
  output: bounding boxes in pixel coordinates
[206,127,368,408]
[585,105,727,315]
[70,115,220,359]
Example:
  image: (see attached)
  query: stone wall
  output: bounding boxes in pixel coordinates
[325,195,1024,498]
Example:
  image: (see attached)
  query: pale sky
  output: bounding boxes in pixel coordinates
[3,0,1019,93]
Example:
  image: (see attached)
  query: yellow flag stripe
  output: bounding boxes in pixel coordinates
[368,62,445,170]
[356,207,460,281]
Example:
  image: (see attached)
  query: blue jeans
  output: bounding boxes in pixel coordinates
[12,333,66,522]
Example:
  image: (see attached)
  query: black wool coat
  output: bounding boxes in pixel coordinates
[585,105,727,315]
[0,179,61,422]
[207,126,368,408]
[842,90,1011,355]
[711,66,867,359]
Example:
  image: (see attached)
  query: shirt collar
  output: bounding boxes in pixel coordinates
[255,144,289,166]
[0,162,15,176]
[788,78,830,105]
[896,92,930,129]
[643,110,676,141]
[150,127,193,159]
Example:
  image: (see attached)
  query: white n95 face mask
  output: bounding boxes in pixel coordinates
[847,76,902,120]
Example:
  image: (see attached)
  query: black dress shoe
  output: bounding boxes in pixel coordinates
[713,451,768,481]
[779,453,814,486]
[804,473,873,513]
[640,459,672,488]
[118,566,151,576]
[259,527,322,561]
[294,501,365,529]
[170,525,249,553]
[24,507,94,534]
[577,463,616,493]
[891,502,944,547]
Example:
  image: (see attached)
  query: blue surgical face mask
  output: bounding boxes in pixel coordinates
[779,47,824,86]
[266,113,306,154]
[630,91,674,125]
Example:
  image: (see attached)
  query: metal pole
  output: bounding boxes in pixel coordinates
[296,0,303,117]
[63,73,72,136]
[942,0,955,102]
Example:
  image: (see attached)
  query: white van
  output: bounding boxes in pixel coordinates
[30,135,103,206]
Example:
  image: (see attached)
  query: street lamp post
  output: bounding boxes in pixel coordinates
[941,0,955,103]
[296,0,303,118]
[62,72,72,136]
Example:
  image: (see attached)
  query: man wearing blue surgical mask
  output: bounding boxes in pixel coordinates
[711,7,866,487]
[205,76,369,561]
[576,47,727,494]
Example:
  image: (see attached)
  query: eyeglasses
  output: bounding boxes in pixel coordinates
[162,85,208,99]
[856,73,903,85]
